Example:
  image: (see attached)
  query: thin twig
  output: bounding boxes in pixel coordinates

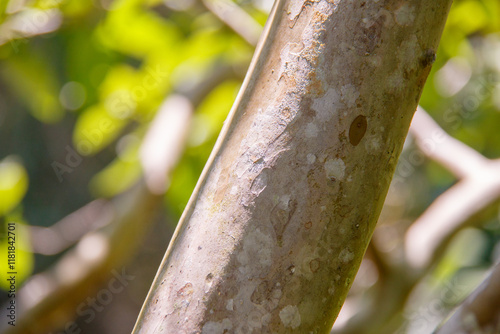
[200,0,263,47]
[25,200,112,255]
[0,8,62,46]
[410,107,489,179]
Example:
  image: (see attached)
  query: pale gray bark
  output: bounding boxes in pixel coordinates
[133,0,453,332]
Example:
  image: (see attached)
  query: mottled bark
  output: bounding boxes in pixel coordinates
[133,0,452,333]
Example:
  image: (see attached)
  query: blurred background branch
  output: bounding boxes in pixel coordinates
[435,260,500,333]
[200,0,263,47]
[2,89,191,334]
[406,107,500,271]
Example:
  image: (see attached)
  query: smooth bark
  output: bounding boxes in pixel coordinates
[133,0,452,332]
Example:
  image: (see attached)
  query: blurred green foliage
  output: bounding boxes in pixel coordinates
[0,158,28,216]
[0,212,33,290]
[420,0,500,157]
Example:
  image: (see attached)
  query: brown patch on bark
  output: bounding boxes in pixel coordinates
[349,115,368,146]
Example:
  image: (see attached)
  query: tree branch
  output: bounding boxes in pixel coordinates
[435,261,500,334]
[405,107,500,269]
[200,0,263,47]
[25,199,112,256]
[409,106,488,179]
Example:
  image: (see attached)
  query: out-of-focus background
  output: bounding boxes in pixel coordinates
[0,0,499,333]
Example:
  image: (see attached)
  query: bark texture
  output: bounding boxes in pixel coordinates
[133,0,452,332]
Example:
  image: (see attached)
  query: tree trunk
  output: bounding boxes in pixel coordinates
[133,0,452,332]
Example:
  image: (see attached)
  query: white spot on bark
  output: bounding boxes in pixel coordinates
[305,122,319,138]
[226,299,234,311]
[324,158,346,181]
[388,71,404,90]
[340,84,359,107]
[237,228,273,275]
[365,137,381,151]
[202,318,233,334]
[339,249,354,263]
[250,170,268,196]
[262,313,272,326]
[312,88,341,121]
[307,153,316,164]
[395,4,415,26]
[368,54,382,67]
[205,278,213,293]
[248,309,269,329]
[230,186,238,195]
[279,194,291,210]
[279,305,301,329]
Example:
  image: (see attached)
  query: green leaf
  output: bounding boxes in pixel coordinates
[193,80,241,144]
[0,214,34,290]
[73,104,127,155]
[96,3,181,58]
[447,0,488,35]
[0,159,28,216]
[0,55,63,123]
[89,135,142,197]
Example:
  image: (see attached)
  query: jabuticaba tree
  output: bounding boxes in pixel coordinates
[133,0,453,333]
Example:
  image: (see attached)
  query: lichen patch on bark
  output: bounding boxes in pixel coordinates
[279,305,302,329]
